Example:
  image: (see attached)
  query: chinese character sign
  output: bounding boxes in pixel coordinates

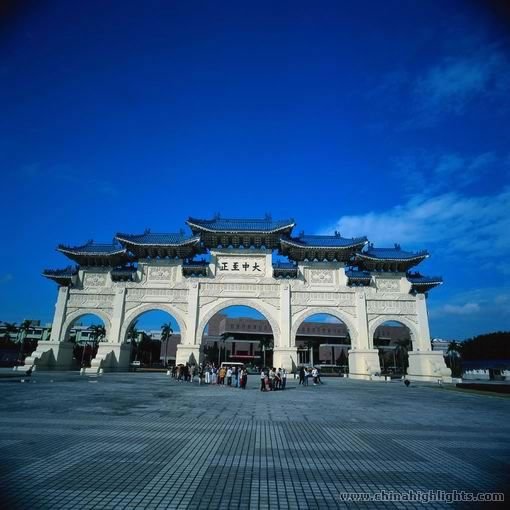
[217,257,266,276]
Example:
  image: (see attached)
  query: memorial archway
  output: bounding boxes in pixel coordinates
[292,311,352,375]
[121,306,183,368]
[372,320,414,376]
[200,305,275,368]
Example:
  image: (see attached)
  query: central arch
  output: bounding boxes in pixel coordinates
[196,298,281,347]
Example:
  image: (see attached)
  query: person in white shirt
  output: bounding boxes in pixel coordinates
[226,368,232,386]
[312,368,318,385]
[260,370,266,391]
[282,368,287,390]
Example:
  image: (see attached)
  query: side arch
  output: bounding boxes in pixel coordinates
[368,315,419,349]
[120,303,188,344]
[196,298,281,347]
[291,307,358,348]
[61,308,112,342]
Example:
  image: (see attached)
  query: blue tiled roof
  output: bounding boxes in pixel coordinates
[359,244,429,261]
[42,267,77,277]
[281,234,367,249]
[345,270,372,280]
[111,266,137,275]
[407,274,443,284]
[116,231,200,246]
[182,260,208,267]
[58,241,126,255]
[272,262,298,270]
[187,216,295,233]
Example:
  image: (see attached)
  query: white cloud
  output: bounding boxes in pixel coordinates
[438,303,481,316]
[414,44,510,116]
[321,188,510,263]
[394,150,501,195]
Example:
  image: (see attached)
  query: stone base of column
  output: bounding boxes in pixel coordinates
[348,349,381,380]
[407,351,452,382]
[272,348,298,372]
[14,341,75,371]
[175,345,201,366]
[85,343,132,374]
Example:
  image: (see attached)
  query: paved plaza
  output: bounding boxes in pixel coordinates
[0,373,508,509]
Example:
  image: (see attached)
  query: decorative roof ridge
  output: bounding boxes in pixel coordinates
[115,231,200,246]
[186,216,296,233]
[357,244,429,260]
[42,266,78,276]
[298,233,368,240]
[280,235,367,248]
[407,273,443,282]
[57,241,125,254]
[272,261,298,268]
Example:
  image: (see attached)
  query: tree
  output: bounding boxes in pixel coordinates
[127,320,139,361]
[218,332,232,365]
[394,338,411,375]
[446,341,462,377]
[459,332,510,361]
[259,335,273,368]
[2,322,17,342]
[84,324,106,366]
[18,320,32,363]
[161,323,173,367]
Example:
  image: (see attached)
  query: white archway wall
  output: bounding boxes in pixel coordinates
[368,315,419,349]
[61,308,112,342]
[290,307,358,348]
[195,298,281,347]
[119,303,188,345]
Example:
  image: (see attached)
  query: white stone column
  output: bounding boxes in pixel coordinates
[415,294,432,351]
[50,286,69,342]
[109,288,126,344]
[407,294,452,382]
[273,283,297,371]
[175,282,201,365]
[348,291,381,380]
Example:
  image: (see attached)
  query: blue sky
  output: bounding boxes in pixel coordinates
[1,1,509,340]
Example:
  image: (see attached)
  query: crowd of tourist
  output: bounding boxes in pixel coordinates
[298,365,322,386]
[170,363,249,388]
[259,367,288,391]
[170,363,322,389]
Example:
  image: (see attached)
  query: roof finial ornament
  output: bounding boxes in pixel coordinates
[395,243,401,250]
[264,212,272,221]
[144,228,151,235]
[214,212,220,220]
[334,230,341,238]
[369,242,374,249]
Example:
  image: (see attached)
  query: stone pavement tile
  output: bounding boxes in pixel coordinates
[0,373,508,509]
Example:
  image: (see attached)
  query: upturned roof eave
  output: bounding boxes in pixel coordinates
[115,234,201,247]
[57,247,127,257]
[356,252,429,263]
[280,237,367,250]
[186,219,295,234]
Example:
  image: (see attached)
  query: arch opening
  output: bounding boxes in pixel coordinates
[373,320,413,377]
[66,313,107,369]
[295,313,351,375]
[201,305,274,370]
[124,309,181,368]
